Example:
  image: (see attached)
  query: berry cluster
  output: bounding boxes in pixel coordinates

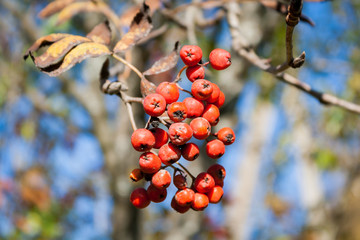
[129,45,235,213]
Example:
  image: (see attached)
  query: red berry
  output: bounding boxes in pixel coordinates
[151,169,171,189]
[183,97,205,118]
[206,83,220,103]
[143,173,155,181]
[186,65,205,82]
[217,127,235,145]
[213,91,225,108]
[171,196,190,213]
[130,188,150,209]
[207,164,226,186]
[206,139,225,159]
[129,168,144,182]
[158,143,181,165]
[143,93,166,117]
[201,104,220,126]
[175,188,195,207]
[207,186,224,203]
[138,152,161,174]
[191,79,213,100]
[147,184,167,203]
[190,117,211,140]
[209,48,231,70]
[150,128,169,149]
[173,174,187,190]
[194,172,215,193]
[191,193,209,211]
[167,102,188,122]
[156,82,179,104]
[180,45,202,66]
[181,143,200,161]
[131,128,155,152]
[168,122,193,145]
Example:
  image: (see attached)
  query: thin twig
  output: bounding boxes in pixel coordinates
[176,162,196,181]
[174,65,188,83]
[113,54,144,80]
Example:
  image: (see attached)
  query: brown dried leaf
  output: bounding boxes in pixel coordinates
[38,0,77,18]
[87,20,112,45]
[24,33,71,60]
[140,77,156,97]
[143,41,180,76]
[113,3,153,54]
[34,35,91,68]
[119,0,161,27]
[39,42,111,77]
[56,1,99,25]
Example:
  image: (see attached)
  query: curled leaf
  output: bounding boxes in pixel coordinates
[24,33,71,60]
[143,41,180,76]
[34,36,91,68]
[39,42,111,77]
[56,1,99,25]
[140,78,156,97]
[87,20,112,45]
[113,3,153,54]
[119,0,161,27]
[38,0,77,18]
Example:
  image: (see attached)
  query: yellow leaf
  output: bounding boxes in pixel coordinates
[38,0,76,18]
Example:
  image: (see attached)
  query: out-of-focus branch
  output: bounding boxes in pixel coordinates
[225,3,360,115]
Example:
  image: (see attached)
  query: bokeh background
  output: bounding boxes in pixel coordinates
[1,0,360,239]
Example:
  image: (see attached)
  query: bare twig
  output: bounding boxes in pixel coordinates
[225,3,360,115]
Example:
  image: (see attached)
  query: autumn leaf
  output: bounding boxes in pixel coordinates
[86,20,112,45]
[119,0,161,27]
[143,41,180,76]
[140,77,156,97]
[38,42,111,77]
[24,33,71,60]
[33,36,91,68]
[113,3,153,54]
[38,0,77,18]
[56,1,99,25]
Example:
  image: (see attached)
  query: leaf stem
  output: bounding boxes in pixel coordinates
[112,54,144,80]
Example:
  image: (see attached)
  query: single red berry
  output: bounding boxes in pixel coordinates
[158,143,181,165]
[180,45,202,66]
[167,102,188,122]
[194,172,215,193]
[150,128,169,149]
[191,79,213,100]
[175,188,195,207]
[131,128,155,152]
[213,91,225,108]
[173,174,187,190]
[191,193,209,211]
[183,97,205,118]
[171,196,190,213]
[181,142,200,161]
[168,122,193,145]
[130,168,144,182]
[206,139,225,159]
[209,48,231,70]
[186,65,205,82]
[217,127,235,145]
[190,117,211,140]
[130,188,150,209]
[156,82,179,104]
[201,104,220,126]
[206,83,220,103]
[207,164,226,186]
[151,169,171,189]
[207,186,224,203]
[147,184,167,203]
[143,93,167,117]
[138,152,161,174]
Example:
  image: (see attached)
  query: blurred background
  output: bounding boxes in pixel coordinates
[0,0,360,239]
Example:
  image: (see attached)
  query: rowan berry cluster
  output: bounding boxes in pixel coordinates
[129,45,235,213]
